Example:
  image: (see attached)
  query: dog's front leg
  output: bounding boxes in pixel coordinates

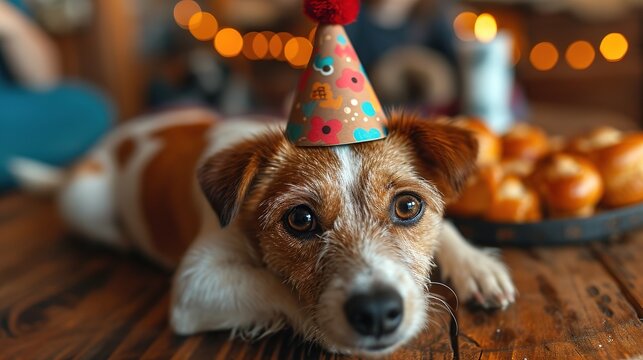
[435,221,516,309]
[170,229,304,337]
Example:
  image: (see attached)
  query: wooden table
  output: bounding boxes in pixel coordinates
[0,193,641,359]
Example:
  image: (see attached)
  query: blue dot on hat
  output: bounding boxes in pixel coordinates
[361,102,376,117]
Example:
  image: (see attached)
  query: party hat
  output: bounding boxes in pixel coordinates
[286,0,389,147]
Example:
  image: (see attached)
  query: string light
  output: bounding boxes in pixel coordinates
[260,31,276,60]
[242,32,259,60]
[174,1,313,67]
[285,37,313,68]
[174,0,201,29]
[188,12,218,41]
[474,13,497,43]
[453,12,477,42]
[565,41,595,70]
[600,33,628,62]
[530,42,558,71]
[214,28,243,58]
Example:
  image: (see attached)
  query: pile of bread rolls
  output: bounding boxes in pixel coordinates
[448,119,643,222]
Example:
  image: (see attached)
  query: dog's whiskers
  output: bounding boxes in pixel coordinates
[429,280,459,311]
[427,293,459,336]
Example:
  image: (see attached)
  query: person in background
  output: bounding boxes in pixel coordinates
[0,0,113,191]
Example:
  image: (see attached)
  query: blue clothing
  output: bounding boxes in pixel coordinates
[345,4,457,71]
[0,0,113,191]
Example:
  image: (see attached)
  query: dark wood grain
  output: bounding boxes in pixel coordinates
[0,194,641,359]
[592,234,643,319]
[456,247,643,360]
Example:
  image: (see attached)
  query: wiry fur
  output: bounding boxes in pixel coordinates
[19,109,516,356]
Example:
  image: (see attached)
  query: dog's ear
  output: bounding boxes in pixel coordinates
[197,133,280,227]
[389,114,478,202]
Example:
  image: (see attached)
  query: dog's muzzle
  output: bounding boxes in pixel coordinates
[343,285,404,338]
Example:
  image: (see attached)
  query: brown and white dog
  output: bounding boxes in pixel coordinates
[13,107,515,355]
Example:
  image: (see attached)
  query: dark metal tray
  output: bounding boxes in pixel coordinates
[450,203,643,246]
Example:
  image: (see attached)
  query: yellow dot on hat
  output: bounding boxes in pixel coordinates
[351,117,355,121]
[351,99,358,106]
[376,117,381,121]
[354,112,359,117]
[344,119,348,123]
[363,117,368,122]
[346,57,352,63]
[344,107,351,114]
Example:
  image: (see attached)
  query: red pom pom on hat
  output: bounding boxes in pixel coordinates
[304,0,360,25]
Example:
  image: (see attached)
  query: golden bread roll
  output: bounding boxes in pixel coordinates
[531,153,603,218]
[448,164,503,217]
[454,118,502,166]
[567,126,623,155]
[502,123,550,161]
[485,176,542,223]
[592,133,643,207]
[500,158,535,178]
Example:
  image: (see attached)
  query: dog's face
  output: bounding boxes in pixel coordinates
[199,114,477,355]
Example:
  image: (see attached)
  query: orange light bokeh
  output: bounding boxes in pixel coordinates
[600,33,628,62]
[260,31,276,60]
[474,13,497,43]
[308,27,318,43]
[174,0,201,29]
[530,42,558,71]
[214,28,243,58]
[565,40,595,70]
[285,37,313,68]
[454,12,477,42]
[188,12,218,41]
[253,33,270,59]
[242,32,259,60]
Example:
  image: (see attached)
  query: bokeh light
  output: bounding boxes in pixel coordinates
[308,27,318,43]
[174,0,201,29]
[285,37,313,68]
[214,28,243,58]
[600,33,628,62]
[274,32,293,61]
[188,12,218,41]
[253,32,270,59]
[474,13,497,43]
[453,12,477,42]
[530,42,558,71]
[260,31,276,60]
[513,45,521,65]
[242,32,259,60]
[565,41,595,70]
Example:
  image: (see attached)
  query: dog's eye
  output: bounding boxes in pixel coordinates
[391,193,424,225]
[284,205,320,238]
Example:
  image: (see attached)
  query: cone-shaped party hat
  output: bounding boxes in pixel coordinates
[286,0,389,147]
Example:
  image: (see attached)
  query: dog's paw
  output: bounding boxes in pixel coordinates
[440,248,516,309]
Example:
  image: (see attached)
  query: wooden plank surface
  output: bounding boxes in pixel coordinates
[456,247,643,360]
[0,194,641,359]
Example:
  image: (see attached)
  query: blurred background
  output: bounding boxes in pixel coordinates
[0,0,641,189]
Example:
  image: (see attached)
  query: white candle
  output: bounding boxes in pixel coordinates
[458,31,514,133]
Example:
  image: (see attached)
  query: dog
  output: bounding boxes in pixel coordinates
[12,107,515,355]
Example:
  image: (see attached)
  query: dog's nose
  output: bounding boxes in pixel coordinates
[343,287,403,337]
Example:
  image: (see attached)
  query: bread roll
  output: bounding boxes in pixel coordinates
[592,133,643,207]
[500,158,535,178]
[532,153,603,218]
[485,176,542,223]
[567,126,623,155]
[448,164,503,217]
[502,123,549,161]
[454,118,502,166]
